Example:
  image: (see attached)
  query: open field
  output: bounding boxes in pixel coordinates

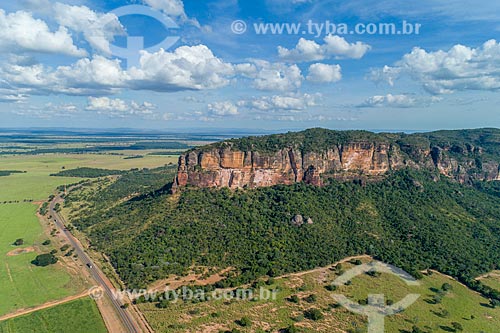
[0,297,107,333]
[0,152,176,319]
[0,154,178,202]
[0,204,80,316]
[138,259,500,333]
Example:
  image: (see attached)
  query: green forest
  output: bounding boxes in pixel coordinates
[65,167,500,303]
[51,167,126,178]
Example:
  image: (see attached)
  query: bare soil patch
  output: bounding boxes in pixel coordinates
[148,267,234,292]
[6,246,35,256]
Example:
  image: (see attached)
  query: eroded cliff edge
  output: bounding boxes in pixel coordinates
[174,128,500,189]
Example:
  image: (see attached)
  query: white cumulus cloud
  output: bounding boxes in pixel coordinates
[143,0,186,17]
[278,35,371,62]
[53,3,125,55]
[307,63,342,83]
[129,45,235,91]
[143,0,202,27]
[369,40,500,94]
[0,45,239,96]
[0,9,86,57]
[86,97,156,116]
[208,101,239,116]
[249,61,303,92]
[237,93,321,112]
[358,94,442,108]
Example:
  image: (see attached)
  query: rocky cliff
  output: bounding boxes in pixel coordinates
[174,128,500,190]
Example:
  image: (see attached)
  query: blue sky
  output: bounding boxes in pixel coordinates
[0,0,499,131]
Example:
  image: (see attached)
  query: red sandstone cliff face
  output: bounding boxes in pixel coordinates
[173,137,500,190]
[172,127,500,190]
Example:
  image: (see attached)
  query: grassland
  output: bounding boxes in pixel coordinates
[0,203,80,316]
[138,259,500,333]
[481,271,500,291]
[0,152,176,317]
[0,297,107,333]
[0,154,178,202]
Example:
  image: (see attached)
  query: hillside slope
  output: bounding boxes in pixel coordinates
[67,168,500,297]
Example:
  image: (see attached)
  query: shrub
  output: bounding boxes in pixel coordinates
[451,322,463,331]
[304,308,323,321]
[281,325,298,333]
[237,317,252,327]
[13,238,24,246]
[442,283,453,292]
[325,285,337,291]
[304,294,317,303]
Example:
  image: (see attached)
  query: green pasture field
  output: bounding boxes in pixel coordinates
[0,204,79,316]
[0,297,107,333]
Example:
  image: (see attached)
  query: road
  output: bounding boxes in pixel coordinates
[49,192,142,333]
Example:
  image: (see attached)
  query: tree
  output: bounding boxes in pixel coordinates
[13,238,24,246]
[32,253,58,267]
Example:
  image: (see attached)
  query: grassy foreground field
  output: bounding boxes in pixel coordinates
[0,204,79,316]
[0,297,107,333]
[138,260,500,333]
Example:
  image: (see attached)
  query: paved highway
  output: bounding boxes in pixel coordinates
[49,193,141,333]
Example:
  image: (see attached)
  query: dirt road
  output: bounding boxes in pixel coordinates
[0,291,89,321]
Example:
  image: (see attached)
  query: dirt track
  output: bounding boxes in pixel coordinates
[0,291,89,322]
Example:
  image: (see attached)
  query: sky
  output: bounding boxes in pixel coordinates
[0,0,499,131]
